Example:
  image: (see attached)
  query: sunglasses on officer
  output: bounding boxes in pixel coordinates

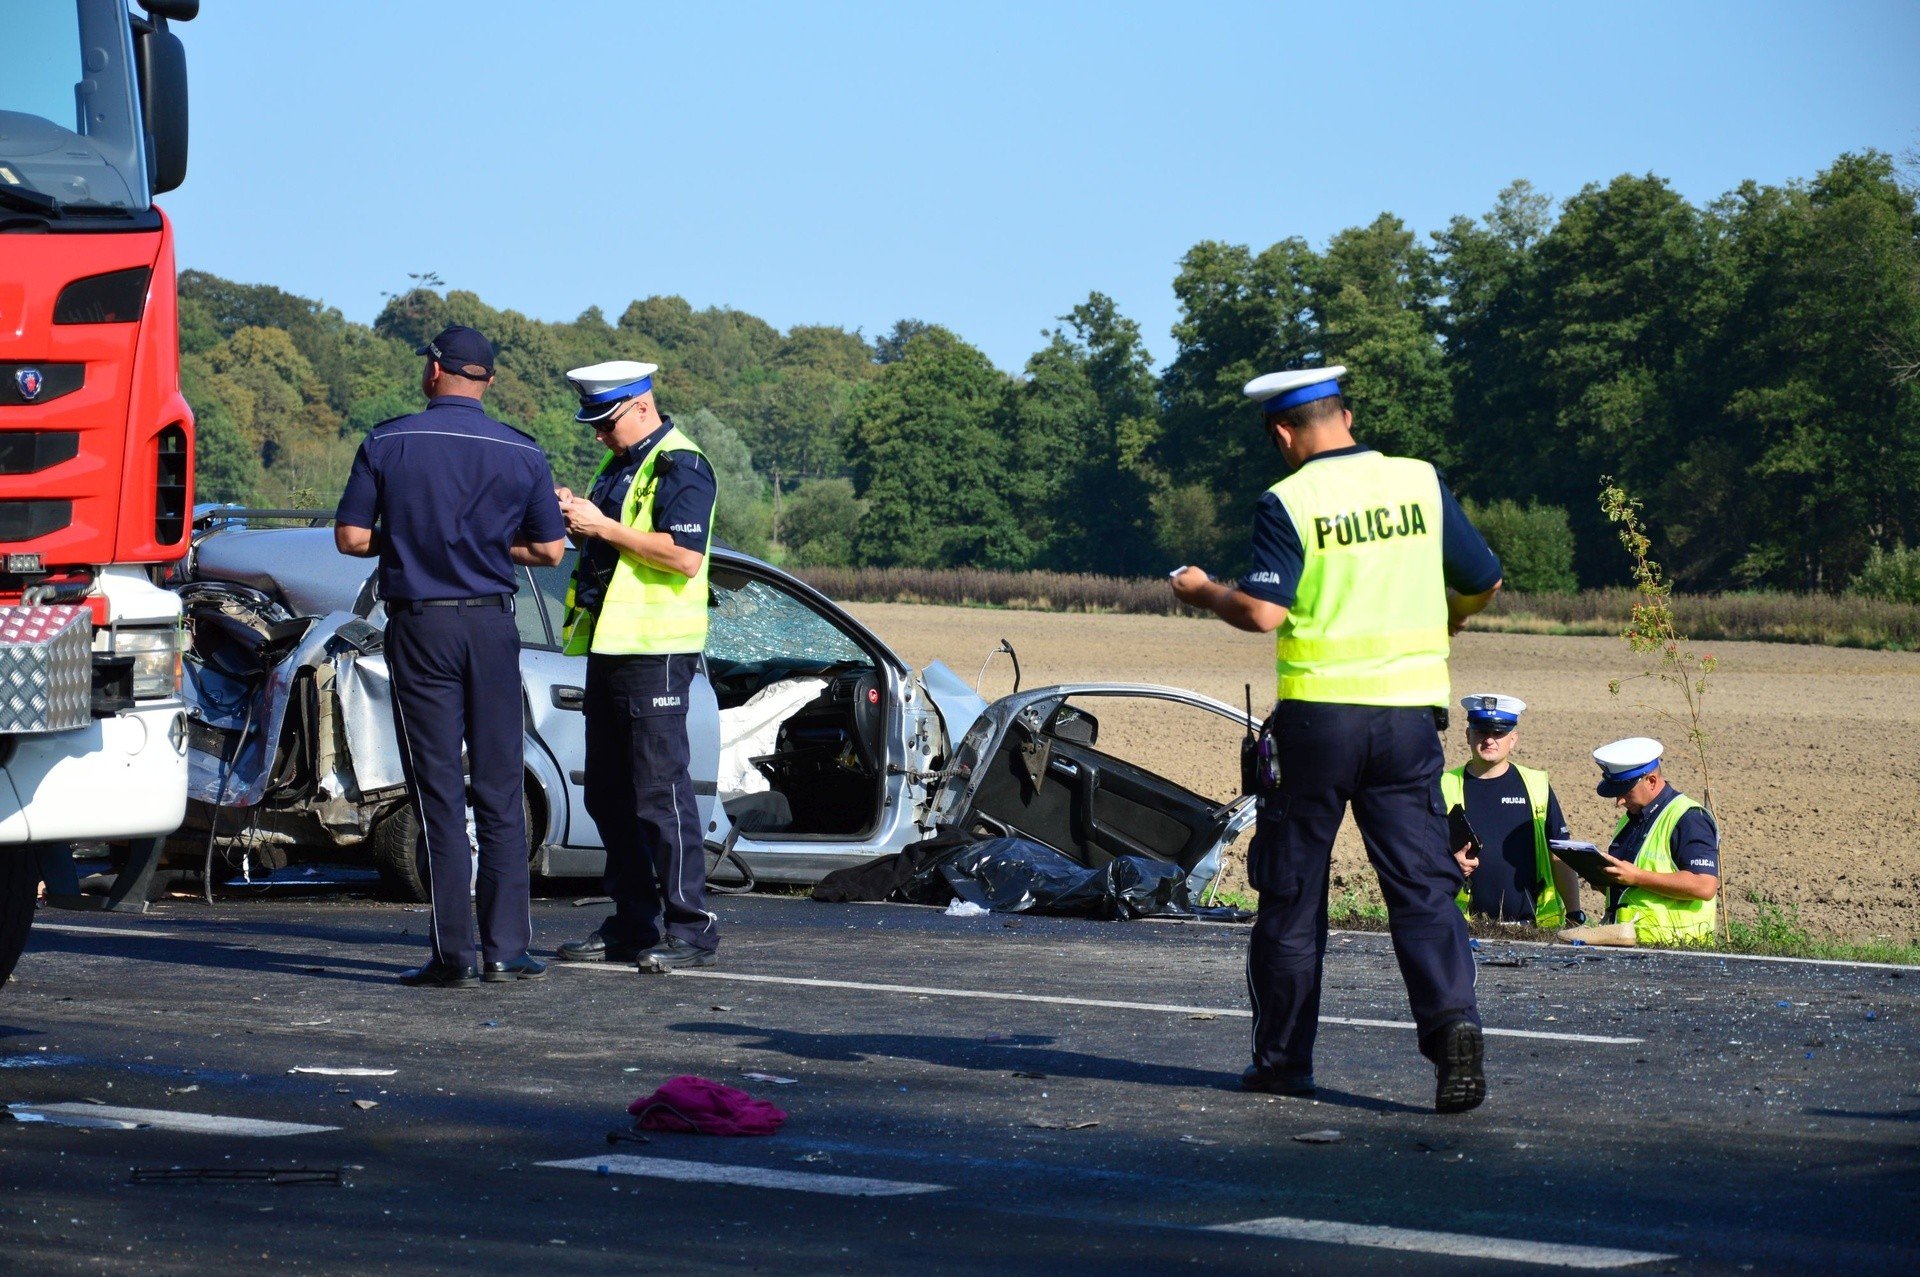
[587,400,633,433]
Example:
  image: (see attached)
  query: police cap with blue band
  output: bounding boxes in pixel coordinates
[1244,365,1348,415]
[567,360,660,424]
[1593,737,1664,797]
[1461,692,1526,730]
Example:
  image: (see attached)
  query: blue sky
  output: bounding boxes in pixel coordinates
[162,1,1920,372]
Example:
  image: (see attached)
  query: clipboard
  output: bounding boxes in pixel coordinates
[1549,839,1615,890]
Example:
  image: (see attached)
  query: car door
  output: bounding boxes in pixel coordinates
[923,684,1259,896]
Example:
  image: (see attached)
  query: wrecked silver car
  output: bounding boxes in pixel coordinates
[172,510,1257,903]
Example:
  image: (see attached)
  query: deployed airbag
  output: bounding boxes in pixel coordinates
[715,677,827,797]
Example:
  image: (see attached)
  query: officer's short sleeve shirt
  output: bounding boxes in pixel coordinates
[1239,446,1503,607]
[335,397,566,601]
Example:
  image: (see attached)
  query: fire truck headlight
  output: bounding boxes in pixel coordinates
[116,628,182,700]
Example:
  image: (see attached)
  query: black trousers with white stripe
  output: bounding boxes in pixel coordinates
[582,652,716,953]
[385,602,532,969]
[1245,701,1478,1078]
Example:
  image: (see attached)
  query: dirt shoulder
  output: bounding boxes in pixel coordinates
[848,602,1920,944]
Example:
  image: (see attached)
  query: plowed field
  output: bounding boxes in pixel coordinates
[847,602,1920,943]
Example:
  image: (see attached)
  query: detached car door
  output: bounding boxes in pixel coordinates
[924,684,1259,896]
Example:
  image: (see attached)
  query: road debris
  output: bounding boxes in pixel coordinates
[351,1100,378,1111]
[1291,1129,1345,1144]
[742,1072,797,1085]
[1028,1118,1099,1130]
[289,1066,395,1077]
[630,1076,787,1136]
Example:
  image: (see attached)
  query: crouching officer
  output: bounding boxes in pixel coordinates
[553,361,721,973]
[1443,693,1582,928]
[1559,738,1719,946]
[335,325,568,988]
[1171,365,1503,1113]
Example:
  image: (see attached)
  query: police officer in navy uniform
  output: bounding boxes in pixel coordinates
[1444,693,1582,928]
[551,361,722,973]
[1171,366,1503,1113]
[335,325,568,988]
[1560,738,1720,947]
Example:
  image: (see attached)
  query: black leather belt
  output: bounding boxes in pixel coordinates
[392,596,512,613]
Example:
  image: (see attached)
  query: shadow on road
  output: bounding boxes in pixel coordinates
[665,1020,1427,1112]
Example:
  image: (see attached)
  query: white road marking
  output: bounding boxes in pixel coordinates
[558,966,1642,1044]
[1333,928,1919,973]
[29,922,176,938]
[1208,1215,1673,1269]
[6,1102,337,1137]
[539,1154,945,1197]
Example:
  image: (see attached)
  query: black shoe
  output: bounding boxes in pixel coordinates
[556,929,644,964]
[399,960,480,989]
[1241,1065,1317,1097]
[483,954,548,982]
[1434,1019,1487,1114]
[636,937,717,974]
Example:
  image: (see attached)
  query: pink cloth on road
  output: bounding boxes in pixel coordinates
[629,1075,788,1136]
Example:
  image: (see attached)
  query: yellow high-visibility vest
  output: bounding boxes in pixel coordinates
[563,426,713,657]
[1440,763,1566,929]
[1611,792,1717,945]
[1268,452,1451,706]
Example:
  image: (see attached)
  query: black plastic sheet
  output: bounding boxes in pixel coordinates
[939,838,1189,920]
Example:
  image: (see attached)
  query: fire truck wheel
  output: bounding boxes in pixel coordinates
[0,851,36,990]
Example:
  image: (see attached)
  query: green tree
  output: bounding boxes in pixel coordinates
[846,327,1022,567]
[1461,499,1578,593]
[782,478,865,567]
[1160,237,1320,567]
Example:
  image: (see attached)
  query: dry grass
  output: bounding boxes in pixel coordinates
[797,569,1920,650]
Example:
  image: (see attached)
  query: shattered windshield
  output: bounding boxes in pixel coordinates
[707,573,866,670]
[0,0,148,213]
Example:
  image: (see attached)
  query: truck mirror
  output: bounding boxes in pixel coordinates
[136,26,190,195]
[139,1,201,20]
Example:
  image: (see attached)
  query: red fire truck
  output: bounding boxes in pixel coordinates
[1,0,199,986]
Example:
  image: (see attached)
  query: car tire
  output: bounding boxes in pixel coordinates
[0,851,37,991]
[369,788,537,904]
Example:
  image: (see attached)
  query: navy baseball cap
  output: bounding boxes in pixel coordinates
[416,325,495,378]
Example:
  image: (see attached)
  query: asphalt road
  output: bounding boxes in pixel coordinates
[3,892,1917,1274]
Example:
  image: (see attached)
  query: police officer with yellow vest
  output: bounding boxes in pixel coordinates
[1443,693,1583,928]
[1171,366,1502,1114]
[552,361,721,973]
[1559,738,1719,947]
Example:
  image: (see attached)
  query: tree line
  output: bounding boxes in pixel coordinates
[180,149,1920,596]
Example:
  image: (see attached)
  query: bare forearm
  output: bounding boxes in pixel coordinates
[1183,578,1288,634]
[510,538,567,567]
[1448,579,1502,634]
[335,524,376,557]
[1626,867,1719,902]
[600,522,703,579]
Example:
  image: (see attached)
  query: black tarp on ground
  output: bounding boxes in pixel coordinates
[813,832,1248,921]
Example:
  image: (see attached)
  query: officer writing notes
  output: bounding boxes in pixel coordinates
[1171,366,1503,1113]
[336,325,567,988]
[1444,693,1582,928]
[553,361,721,974]
[1558,738,1719,947]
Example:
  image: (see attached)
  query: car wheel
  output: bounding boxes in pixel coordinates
[368,787,537,904]
[0,851,37,991]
